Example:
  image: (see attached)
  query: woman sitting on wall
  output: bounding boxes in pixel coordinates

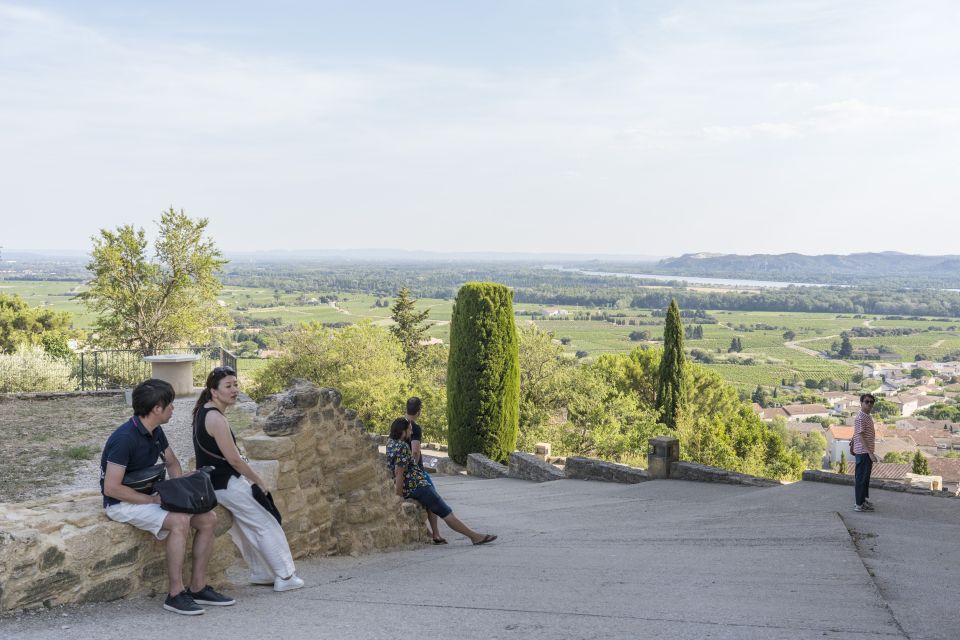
[193,366,304,592]
[386,419,497,545]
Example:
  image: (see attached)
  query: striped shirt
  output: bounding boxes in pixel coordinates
[852,410,875,455]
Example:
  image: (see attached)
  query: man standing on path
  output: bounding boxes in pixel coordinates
[100,378,235,615]
[852,393,878,512]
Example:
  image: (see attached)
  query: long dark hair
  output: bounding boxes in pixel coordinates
[192,366,237,420]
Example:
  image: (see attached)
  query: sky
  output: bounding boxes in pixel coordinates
[2,1,959,257]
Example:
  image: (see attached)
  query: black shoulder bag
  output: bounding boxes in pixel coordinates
[155,466,218,514]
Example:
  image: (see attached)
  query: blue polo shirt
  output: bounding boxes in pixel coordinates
[99,417,169,507]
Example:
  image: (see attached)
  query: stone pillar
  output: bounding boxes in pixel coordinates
[647,436,680,479]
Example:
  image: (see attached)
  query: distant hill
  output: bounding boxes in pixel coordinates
[646,252,960,286]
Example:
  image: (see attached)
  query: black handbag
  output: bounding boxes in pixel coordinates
[121,463,166,493]
[155,466,219,514]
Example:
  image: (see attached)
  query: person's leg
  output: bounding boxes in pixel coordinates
[411,485,493,544]
[216,477,296,580]
[854,454,866,507]
[162,512,192,596]
[188,511,217,592]
[426,510,442,541]
[863,455,873,501]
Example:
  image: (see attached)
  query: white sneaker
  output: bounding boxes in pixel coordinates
[274,575,305,592]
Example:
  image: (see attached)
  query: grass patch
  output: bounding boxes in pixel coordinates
[60,444,99,460]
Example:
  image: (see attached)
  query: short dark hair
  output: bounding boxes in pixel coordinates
[406,396,422,416]
[132,379,175,417]
[860,393,876,403]
[390,418,410,440]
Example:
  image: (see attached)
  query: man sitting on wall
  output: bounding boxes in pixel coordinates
[100,378,235,615]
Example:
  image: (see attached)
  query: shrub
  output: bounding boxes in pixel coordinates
[447,283,520,464]
[0,345,78,393]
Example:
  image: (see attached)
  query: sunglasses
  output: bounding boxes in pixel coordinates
[213,366,236,376]
[863,399,875,404]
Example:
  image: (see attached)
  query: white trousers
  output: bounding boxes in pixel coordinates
[217,475,296,580]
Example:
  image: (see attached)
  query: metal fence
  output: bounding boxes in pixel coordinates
[78,346,237,391]
[0,345,237,393]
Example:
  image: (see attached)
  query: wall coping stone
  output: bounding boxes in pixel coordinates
[564,457,648,484]
[466,454,508,479]
[508,452,565,482]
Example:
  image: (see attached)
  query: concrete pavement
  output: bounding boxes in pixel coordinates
[2,476,956,639]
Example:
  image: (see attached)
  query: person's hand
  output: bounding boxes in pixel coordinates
[152,494,162,505]
[869,453,878,463]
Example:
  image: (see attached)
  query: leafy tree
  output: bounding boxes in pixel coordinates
[912,450,931,475]
[729,337,743,353]
[560,365,662,462]
[839,332,853,358]
[250,321,409,428]
[783,330,796,341]
[751,385,767,406]
[629,330,649,341]
[871,397,900,420]
[79,209,229,351]
[883,451,912,463]
[389,287,431,368]
[516,324,572,451]
[0,294,72,353]
[656,300,686,429]
[447,283,520,464]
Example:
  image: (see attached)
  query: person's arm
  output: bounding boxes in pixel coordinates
[411,439,422,465]
[393,465,405,497]
[103,462,162,505]
[161,446,184,479]
[205,410,267,490]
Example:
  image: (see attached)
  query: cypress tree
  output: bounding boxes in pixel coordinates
[447,282,520,464]
[912,450,931,475]
[656,299,686,429]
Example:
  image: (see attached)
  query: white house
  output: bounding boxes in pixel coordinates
[782,404,831,423]
[826,425,854,466]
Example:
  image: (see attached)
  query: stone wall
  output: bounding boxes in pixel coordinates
[669,461,780,487]
[0,381,426,613]
[564,457,648,484]
[508,452,565,482]
[802,469,959,498]
[466,454,508,479]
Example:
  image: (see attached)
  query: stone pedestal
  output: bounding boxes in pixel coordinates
[647,436,679,480]
[143,354,199,396]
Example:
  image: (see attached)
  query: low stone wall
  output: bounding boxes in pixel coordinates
[564,457,648,484]
[0,492,237,612]
[466,454,508,479]
[802,470,959,498]
[0,381,426,613]
[508,452,565,482]
[670,462,780,487]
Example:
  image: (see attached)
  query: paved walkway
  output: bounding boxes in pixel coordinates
[2,477,956,639]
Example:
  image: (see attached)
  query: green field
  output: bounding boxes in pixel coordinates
[8,280,960,391]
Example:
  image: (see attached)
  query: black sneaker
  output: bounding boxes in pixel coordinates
[187,585,236,606]
[163,591,204,615]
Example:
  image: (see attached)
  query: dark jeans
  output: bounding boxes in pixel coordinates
[854,453,873,506]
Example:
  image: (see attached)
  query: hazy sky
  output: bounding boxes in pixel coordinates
[2,1,959,256]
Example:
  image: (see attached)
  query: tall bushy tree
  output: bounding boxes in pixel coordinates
[0,294,72,353]
[389,287,430,368]
[656,299,686,429]
[912,450,931,475]
[79,208,228,352]
[447,282,520,464]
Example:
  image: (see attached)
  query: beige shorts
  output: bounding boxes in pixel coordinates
[105,500,170,540]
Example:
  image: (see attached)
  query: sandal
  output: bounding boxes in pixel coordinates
[432,538,448,545]
[473,534,497,546]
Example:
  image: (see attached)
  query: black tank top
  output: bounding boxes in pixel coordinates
[193,405,240,490]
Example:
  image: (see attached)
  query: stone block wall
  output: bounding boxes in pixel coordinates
[0,381,426,613]
[564,457,648,484]
[669,461,780,487]
[0,492,237,612]
[508,452,566,482]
